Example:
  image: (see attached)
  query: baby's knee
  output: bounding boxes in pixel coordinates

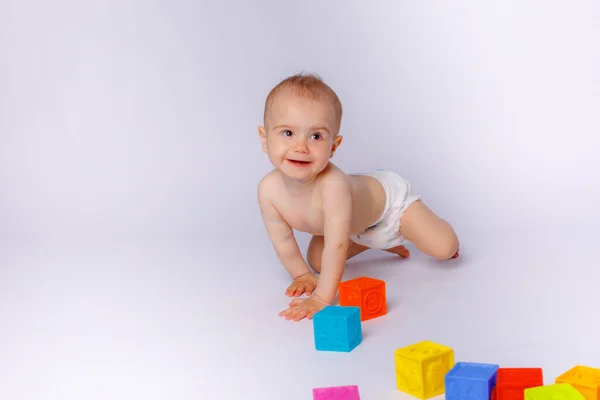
[432,233,459,260]
[307,236,324,272]
[308,257,321,273]
[307,249,321,272]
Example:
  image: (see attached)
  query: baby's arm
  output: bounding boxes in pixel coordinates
[313,175,353,303]
[257,178,312,280]
[279,175,353,321]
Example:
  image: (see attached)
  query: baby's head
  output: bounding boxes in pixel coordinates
[259,73,344,180]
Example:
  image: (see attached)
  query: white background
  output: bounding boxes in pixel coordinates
[1,1,599,399]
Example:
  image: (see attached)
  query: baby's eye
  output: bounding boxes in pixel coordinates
[282,130,293,137]
[311,133,322,140]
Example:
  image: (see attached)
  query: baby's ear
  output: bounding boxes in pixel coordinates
[330,134,343,157]
[258,126,267,152]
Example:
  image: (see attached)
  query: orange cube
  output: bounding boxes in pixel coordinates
[556,365,600,400]
[338,276,386,321]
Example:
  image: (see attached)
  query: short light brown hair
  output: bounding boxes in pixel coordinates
[263,72,343,133]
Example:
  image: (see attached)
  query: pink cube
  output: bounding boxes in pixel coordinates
[313,385,360,399]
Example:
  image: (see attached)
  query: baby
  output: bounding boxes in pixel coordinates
[257,73,459,322]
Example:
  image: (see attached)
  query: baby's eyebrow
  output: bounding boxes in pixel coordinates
[312,126,330,135]
[271,124,330,135]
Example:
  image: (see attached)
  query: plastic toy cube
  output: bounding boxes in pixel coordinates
[525,383,585,400]
[338,276,386,321]
[556,365,600,400]
[446,362,500,400]
[496,367,544,400]
[313,306,362,352]
[394,340,455,399]
[313,385,360,399]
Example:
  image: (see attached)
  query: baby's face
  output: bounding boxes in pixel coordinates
[259,89,342,182]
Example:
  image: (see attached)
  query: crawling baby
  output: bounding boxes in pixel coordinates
[257,73,459,322]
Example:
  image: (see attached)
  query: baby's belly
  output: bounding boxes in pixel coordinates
[349,175,387,232]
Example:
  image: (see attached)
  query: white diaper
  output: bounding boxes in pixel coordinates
[349,169,421,250]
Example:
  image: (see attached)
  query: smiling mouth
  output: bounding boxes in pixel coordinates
[287,159,311,167]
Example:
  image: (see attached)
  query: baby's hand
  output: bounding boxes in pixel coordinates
[285,272,318,297]
[279,295,330,322]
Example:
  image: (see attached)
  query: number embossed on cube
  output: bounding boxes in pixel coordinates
[339,277,386,321]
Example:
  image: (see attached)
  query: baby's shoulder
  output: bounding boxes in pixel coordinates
[316,164,352,193]
[257,169,285,200]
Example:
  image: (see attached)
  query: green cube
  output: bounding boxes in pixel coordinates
[525,383,584,400]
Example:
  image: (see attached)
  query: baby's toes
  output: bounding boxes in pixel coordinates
[395,245,410,258]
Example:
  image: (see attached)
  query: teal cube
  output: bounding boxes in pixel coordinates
[313,306,362,352]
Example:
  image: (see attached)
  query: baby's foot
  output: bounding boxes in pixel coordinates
[448,243,460,259]
[385,245,410,258]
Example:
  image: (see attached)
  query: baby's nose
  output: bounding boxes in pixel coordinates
[293,139,309,152]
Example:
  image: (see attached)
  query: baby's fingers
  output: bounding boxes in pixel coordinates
[285,285,296,296]
[288,297,303,308]
[279,307,297,320]
[285,284,301,297]
[279,308,292,318]
[296,285,307,297]
[279,302,297,317]
[286,283,308,297]
[288,307,308,322]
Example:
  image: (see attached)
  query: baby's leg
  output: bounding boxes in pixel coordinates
[307,236,369,273]
[307,236,410,273]
[399,200,459,260]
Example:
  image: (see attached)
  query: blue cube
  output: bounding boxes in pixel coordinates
[313,306,362,352]
[445,362,499,400]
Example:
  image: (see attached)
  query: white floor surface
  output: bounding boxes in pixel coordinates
[1,228,598,400]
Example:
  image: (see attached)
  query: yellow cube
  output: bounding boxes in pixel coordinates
[525,383,585,400]
[556,365,600,400]
[394,340,455,399]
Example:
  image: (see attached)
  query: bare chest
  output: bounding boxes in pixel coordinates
[276,196,325,235]
[268,173,387,237]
